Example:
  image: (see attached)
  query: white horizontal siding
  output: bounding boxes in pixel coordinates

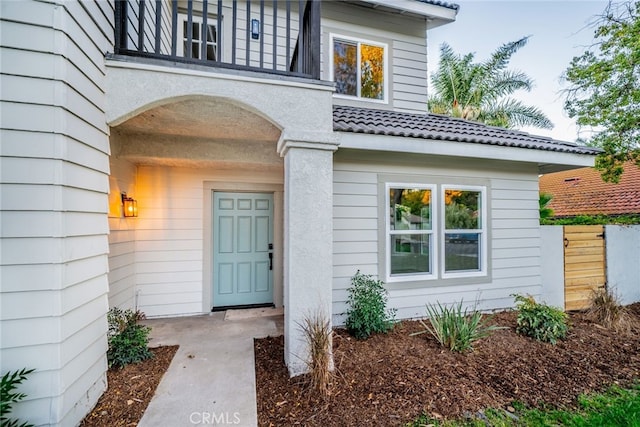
[321,2,428,113]
[127,165,283,317]
[392,37,428,112]
[332,157,542,325]
[0,158,108,193]
[60,352,107,425]
[2,75,107,136]
[0,212,108,239]
[1,318,59,348]
[1,235,109,266]
[1,184,107,213]
[228,2,301,70]
[108,156,137,310]
[136,239,202,251]
[332,165,380,315]
[134,166,204,318]
[136,270,203,284]
[333,229,378,242]
[0,1,112,425]
[136,260,203,274]
[334,218,378,230]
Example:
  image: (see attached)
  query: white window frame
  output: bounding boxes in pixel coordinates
[177,13,219,61]
[385,183,437,283]
[329,33,388,104]
[440,185,487,279]
[383,182,489,284]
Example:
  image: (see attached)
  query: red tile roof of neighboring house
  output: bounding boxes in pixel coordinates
[539,162,640,217]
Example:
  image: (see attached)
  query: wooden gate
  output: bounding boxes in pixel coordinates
[564,225,606,311]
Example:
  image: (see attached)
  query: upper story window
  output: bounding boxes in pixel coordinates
[331,35,387,102]
[178,13,218,61]
[385,183,487,283]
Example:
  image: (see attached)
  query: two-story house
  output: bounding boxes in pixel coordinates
[1,0,598,425]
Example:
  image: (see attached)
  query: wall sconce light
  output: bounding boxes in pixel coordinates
[251,19,260,39]
[121,192,138,217]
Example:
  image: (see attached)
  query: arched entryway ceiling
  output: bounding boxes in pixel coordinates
[111,97,283,169]
[116,97,281,143]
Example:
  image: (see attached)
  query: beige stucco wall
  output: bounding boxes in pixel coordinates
[105,60,336,147]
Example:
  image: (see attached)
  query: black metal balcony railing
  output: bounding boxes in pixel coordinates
[114,0,320,80]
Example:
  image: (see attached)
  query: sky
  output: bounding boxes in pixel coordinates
[426,0,610,143]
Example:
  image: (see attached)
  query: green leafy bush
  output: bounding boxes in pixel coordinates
[514,294,568,344]
[107,308,153,368]
[411,300,505,352]
[345,271,396,340]
[541,214,640,225]
[1,368,35,427]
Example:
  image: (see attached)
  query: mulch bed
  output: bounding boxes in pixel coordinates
[80,346,178,427]
[255,304,640,426]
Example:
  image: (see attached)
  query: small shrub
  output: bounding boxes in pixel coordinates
[1,368,35,427]
[345,271,396,339]
[540,214,640,225]
[298,311,333,397]
[514,294,568,344]
[411,300,505,352]
[587,287,631,333]
[107,307,153,368]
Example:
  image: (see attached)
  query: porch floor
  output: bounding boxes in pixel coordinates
[138,309,284,427]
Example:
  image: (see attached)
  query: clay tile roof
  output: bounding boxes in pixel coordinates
[540,162,640,216]
[333,105,601,155]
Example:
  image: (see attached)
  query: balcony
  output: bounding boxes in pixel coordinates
[114,0,320,80]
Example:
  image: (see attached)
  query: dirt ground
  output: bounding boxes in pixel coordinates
[80,346,178,427]
[255,304,640,426]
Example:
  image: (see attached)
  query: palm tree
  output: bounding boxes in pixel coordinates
[539,193,554,220]
[428,36,553,129]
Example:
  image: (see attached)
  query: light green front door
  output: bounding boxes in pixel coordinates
[213,192,274,308]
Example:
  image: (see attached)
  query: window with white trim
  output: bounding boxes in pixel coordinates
[178,13,218,61]
[387,185,436,281]
[385,183,487,283]
[331,35,387,101]
[441,187,486,278]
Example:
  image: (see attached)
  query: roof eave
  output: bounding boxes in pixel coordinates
[336,132,597,173]
[358,0,458,22]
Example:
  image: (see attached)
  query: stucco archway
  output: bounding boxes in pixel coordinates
[111,95,283,168]
[105,62,335,139]
[107,94,285,317]
[105,62,337,375]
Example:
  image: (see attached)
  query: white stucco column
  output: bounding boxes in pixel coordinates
[279,134,338,376]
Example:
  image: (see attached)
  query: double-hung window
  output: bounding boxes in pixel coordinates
[442,187,486,278]
[387,185,436,282]
[331,35,387,101]
[385,183,487,283]
[178,13,218,61]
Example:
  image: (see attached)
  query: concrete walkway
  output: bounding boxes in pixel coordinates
[138,309,284,427]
